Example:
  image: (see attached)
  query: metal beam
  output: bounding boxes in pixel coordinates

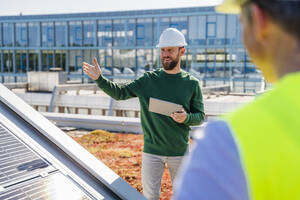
[43,112,143,134]
[42,112,206,139]
[3,82,28,89]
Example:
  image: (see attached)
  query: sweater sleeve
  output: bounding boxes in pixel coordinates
[183,82,205,126]
[95,74,145,100]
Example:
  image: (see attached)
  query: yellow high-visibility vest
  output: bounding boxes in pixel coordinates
[226,72,300,200]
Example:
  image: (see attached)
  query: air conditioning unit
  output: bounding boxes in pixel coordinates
[27,71,67,92]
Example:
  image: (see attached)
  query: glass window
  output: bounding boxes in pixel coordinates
[181,52,188,71]
[69,21,82,46]
[137,49,152,71]
[207,15,217,22]
[83,50,97,64]
[159,17,169,34]
[3,50,13,72]
[29,22,39,47]
[104,49,113,68]
[113,49,135,69]
[97,20,112,47]
[55,50,66,71]
[0,52,2,72]
[3,23,13,46]
[127,19,135,46]
[42,22,54,47]
[216,15,225,39]
[0,53,2,73]
[16,50,27,73]
[97,49,105,67]
[230,47,246,75]
[113,19,126,46]
[97,49,113,73]
[207,22,216,38]
[41,50,54,71]
[29,50,39,71]
[153,48,160,69]
[95,49,112,75]
[16,23,27,47]
[55,22,66,47]
[136,18,152,46]
[154,17,169,46]
[209,15,226,45]
[0,23,2,46]
[136,25,144,40]
[190,48,206,75]
[170,16,188,45]
[153,18,159,46]
[206,15,217,45]
[112,49,135,78]
[83,21,95,46]
[68,50,82,82]
[170,16,187,34]
[69,50,82,72]
[205,48,217,75]
[188,16,206,45]
[226,15,241,44]
[201,48,227,78]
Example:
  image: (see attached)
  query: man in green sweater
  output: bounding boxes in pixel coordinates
[83,28,205,200]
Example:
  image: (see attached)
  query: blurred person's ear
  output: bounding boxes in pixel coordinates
[179,47,185,56]
[251,4,270,41]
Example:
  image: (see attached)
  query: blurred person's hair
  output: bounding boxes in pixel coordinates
[242,0,300,41]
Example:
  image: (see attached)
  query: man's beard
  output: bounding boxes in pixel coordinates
[161,54,180,70]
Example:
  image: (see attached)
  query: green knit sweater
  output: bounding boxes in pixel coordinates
[95,69,205,156]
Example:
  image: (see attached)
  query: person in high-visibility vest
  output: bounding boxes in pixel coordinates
[173,0,300,200]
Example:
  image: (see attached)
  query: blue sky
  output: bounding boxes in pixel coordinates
[0,0,223,16]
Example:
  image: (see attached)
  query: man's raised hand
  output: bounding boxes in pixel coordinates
[83,57,102,80]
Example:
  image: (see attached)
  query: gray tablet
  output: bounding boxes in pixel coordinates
[148,97,183,116]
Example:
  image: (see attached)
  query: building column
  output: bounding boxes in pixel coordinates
[26,50,29,72]
[66,50,70,74]
[81,49,84,83]
[13,50,16,82]
[156,18,160,69]
[53,50,56,69]
[53,22,56,69]
[66,21,69,47]
[94,20,98,47]
[125,19,128,46]
[0,51,3,83]
[26,22,30,74]
[38,51,42,71]
[38,22,42,71]
[224,15,228,84]
[135,49,138,77]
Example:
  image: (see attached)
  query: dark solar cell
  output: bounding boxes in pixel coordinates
[0,124,55,186]
[0,172,93,200]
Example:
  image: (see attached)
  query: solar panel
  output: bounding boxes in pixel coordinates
[0,172,93,200]
[0,83,147,200]
[0,123,55,187]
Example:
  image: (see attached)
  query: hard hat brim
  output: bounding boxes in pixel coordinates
[215,0,242,14]
[156,43,187,48]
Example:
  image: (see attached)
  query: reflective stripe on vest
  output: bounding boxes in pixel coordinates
[226,72,300,200]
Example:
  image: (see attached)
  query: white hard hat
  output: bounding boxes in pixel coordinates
[156,28,187,48]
